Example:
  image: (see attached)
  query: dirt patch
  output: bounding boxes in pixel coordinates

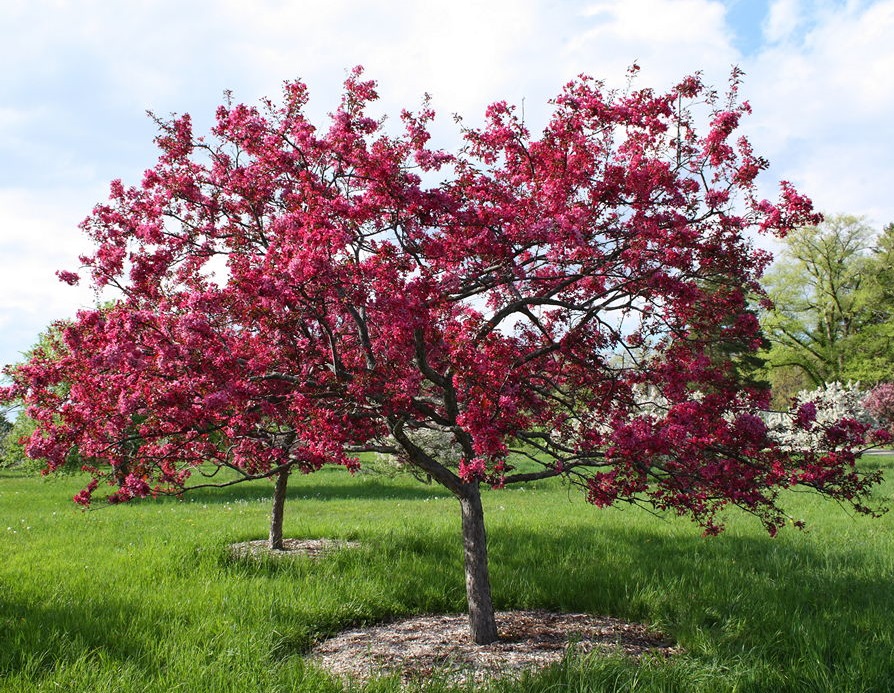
[310,610,679,687]
[228,538,360,559]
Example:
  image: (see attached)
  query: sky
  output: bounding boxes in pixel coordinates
[1,0,892,371]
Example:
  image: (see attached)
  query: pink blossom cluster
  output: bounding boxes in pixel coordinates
[864,383,894,432]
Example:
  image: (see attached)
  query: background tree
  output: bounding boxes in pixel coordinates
[6,310,324,549]
[761,216,894,403]
[1,407,35,471]
[0,409,15,468]
[847,223,894,382]
[760,214,875,402]
[1,68,883,645]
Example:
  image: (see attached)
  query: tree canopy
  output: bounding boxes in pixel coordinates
[761,215,894,401]
[2,67,884,644]
[847,222,894,383]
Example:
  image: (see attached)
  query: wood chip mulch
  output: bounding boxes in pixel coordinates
[228,538,360,559]
[310,610,680,687]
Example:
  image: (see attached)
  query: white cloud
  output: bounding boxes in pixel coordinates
[763,0,803,43]
[745,0,894,225]
[0,188,102,363]
[568,0,737,87]
[215,0,547,126]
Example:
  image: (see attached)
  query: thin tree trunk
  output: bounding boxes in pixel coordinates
[458,481,499,645]
[269,466,290,550]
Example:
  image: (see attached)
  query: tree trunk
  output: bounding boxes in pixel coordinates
[388,421,499,644]
[458,481,499,645]
[269,466,290,550]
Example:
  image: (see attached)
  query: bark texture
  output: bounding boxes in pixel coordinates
[269,465,290,550]
[458,482,499,645]
[391,422,500,644]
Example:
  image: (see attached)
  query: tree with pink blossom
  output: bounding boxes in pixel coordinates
[1,67,884,644]
[864,383,894,432]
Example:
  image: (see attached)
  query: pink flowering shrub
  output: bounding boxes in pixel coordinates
[864,383,894,431]
[767,381,893,451]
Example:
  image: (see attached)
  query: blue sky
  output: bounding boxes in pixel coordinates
[1,0,892,371]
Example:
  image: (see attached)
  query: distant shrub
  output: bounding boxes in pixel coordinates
[864,383,894,430]
[1,411,38,471]
[767,382,875,450]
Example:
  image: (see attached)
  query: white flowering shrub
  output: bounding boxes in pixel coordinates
[766,382,876,450]
[630,383,671,417]
[364,427,463,481]
[402,427,464,465]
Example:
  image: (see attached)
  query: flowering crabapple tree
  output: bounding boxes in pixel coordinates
[863,383,894,432]
[1,311,309,548]
[2,67,886,645]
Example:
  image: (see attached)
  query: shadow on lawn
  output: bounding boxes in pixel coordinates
[239,512,894,693]
[174,472,454,506]
[0,592,164,680]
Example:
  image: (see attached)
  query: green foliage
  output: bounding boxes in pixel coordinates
[0,403,83,475]
[846,223,894,383]
[2,460,894,692]
[0,417,12,466]
[0,410,38,471]
[761,214,894,404]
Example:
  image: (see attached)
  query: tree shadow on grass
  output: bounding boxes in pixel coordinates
[0,592,168,681]
[246,511,894,692]
[171,472,454,506]
[226,475,893,680]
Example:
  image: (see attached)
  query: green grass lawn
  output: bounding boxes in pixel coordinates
[2,457,894,692]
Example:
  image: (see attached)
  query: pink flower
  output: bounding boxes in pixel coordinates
[458,457,487,482]
[56,270,81,285]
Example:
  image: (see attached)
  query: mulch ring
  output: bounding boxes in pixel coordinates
[228,538,360,559]
[310,610,680,687]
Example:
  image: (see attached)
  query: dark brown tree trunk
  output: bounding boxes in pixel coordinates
[389,421,499,644]
[269,466,290,550]
[458,481,499,645]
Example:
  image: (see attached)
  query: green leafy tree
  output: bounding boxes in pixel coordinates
[846,223,894,382]
[0,411,14,466]
[761,214,878,403]
[0,409,39,471]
